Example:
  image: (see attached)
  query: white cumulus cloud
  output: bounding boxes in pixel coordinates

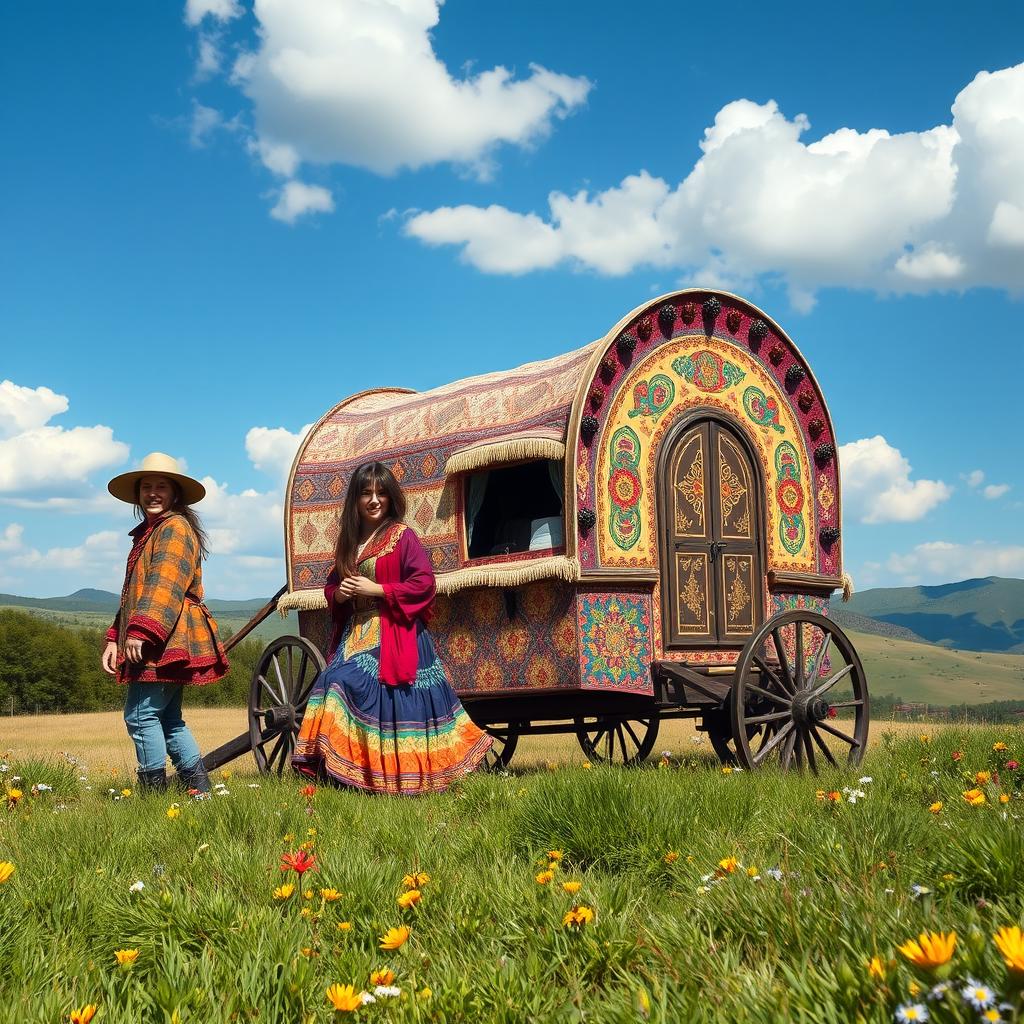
[839,436,952,524]
[185,0,243,26]
[982,483,1011,500]
[406,61,1024,305]
[245,424,311,482]
[878,541,1024,586]
[269,180,334,224]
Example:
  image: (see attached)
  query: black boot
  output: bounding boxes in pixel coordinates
[177,758,211,795]
[137,766,168,793]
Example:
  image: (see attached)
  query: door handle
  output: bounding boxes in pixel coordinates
[709,541,726,560]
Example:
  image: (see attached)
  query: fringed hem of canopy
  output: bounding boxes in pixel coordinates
[443,434,566,476]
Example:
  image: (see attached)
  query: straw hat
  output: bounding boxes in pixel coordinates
[107,452,206,505]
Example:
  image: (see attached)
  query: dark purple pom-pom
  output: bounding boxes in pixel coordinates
[814,442,836,464]
[636,315,653,342]
[589,384,605,409]
[808,418,825,440]
[749,318,769,342]
[785,365,806,390]
[617,332,638,358]
[658,304,677,337]
[798,390,814,413]
[768,344,786,366]
[680,302,697,325]
[726,310,742,334]
[600,356,617,382]
[702,296,721,320]
[820,526,841,546]
[578,507,597,531]
[581,416,599,443]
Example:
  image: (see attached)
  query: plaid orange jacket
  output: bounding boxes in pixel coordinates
[107,513,229,685]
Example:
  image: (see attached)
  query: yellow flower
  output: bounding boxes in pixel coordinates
[976,771,992,785]
[929,802,943,814]
[721,765,734,775]
[337,921,352,932]
[300,907,313,919]
[219,770,232,780]
[999,793,1010,804]
[418,987,432,1000]
[120,788,132,798]
[401,871,430,889]
[379,925,410,950]
[746,866,759,878]
[815,789,826,801]
[535,870,554,885]
[303,889,314,900]
[562,905,596,928]
[320,888,342,902]
[919,734,930,744]
[397,889,421,909]
[663,851,679,864]
[908,980,922,997]
[283,833,295,842]
[166,805,180,819]
[993,742,1009,752]
[562,881,582,894]
[370,968,396,986]
[962,788,987,806]
[301,946,316,958]
[6,787,22,805]
[114,948,139,967]
[69,1006,98,1024]
[941,873,956,882]
[867,955,889,981]
[582,760,592,769]
[717,857,739,875]
[0,862,14,884]
[325,984,364,1012]
[994,925,1024,974]
[897,930,957,971]
[273,883,295,901]
[548,849,563,861]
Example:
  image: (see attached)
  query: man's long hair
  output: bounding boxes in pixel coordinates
[334,462,406,578]
[132,480,211,560]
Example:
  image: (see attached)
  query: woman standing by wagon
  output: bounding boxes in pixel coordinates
[102,453,229,794]
[293,462,492,794]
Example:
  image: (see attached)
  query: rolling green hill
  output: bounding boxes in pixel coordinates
[845,576,1024,652]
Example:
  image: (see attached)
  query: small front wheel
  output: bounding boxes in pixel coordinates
[574,716,660,766]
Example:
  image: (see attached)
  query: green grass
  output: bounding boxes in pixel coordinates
[2,729,1024,1023]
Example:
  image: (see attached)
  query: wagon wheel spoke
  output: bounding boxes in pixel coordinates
[259,675,281,706]
[481,725,519,771]
[744,710,792,727]
[271,654,288,703]
[809,725,840,768]
[810,631,832,684]
[744,683,792,708]
[793,730,805,770]
[778,726,798,770]
[815,720,859,748]
[771,628,795,694]
[753,655,791,697]
[752,721,794,767]
[795,622,805,690]
[622,721,642,749]
[828,699,865,709]
[802,727,818,773]
[810,663,854,699]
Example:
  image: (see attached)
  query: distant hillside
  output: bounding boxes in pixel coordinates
[845,576,1024,653]
[829,610,928,644]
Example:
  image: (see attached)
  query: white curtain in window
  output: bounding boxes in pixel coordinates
[466,472,489,546]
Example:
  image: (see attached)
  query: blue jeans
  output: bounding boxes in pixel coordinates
[123,683,202,773]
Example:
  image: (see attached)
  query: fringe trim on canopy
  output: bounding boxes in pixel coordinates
[277,555,581,613]
[435,555,580,595]
[277,589,329,615]
[841,572,855,603]
[444,437,566,476]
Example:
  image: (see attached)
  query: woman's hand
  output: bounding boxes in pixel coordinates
[332,586,351,605]
[101,641,118,675]
[339,575,384,599]
[125,636,146,664]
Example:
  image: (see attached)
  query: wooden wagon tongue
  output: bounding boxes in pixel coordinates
[208,289,866,777]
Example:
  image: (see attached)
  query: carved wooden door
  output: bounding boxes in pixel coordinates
[661,419,762,649]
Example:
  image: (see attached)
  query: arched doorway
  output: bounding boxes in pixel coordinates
[658,416,763,650]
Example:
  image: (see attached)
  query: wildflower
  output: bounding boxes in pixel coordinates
[370,969,396,986]
[717,857,739,875]
[301,946,316,957]
[379,926,410,950]
[859,776,873,784]
[721,765,734,775]
[993,925,1024,974]
[928,802,943,814]
[976,771,992,785]
[581,761,592,769]
[746,866,759,878]
[816,789,826,801]
[548,850,563,862]
[128,881,144,894]
[919,734,930,744]
[980,1008,1006,1023]
[33,782,52,793]
[300,906,313,919]
[868,955,889,981]
[908,981,922,997]
[337,922,352,931]
[827,790,842,803]
[300,784,316,798]
[374,985,401,998]
[303,889,314,900]
[280,850,317,874]
[273,883,295,901]
[962,788,987,807]
[993,742,1009,752]
[0,862,14,884]
[898,931,957,971]
[927,982,950,1001]
[6,787,22,807]
[941,873,956,882]
[999,793,1010,804]
[562,905,595,927]
[1006,760,1019,770]
[664,851,680,864]
[326,984,365,1012]
[418,987,432,1000]
[951,750,963,761]
[562,881,582,894]
[401,871,430,889]
[960,978,996,1010]
[166,805,180,819]
[766,868,784,881]
[320,888,342,902]
[895,1004,929,1023]
[114,948,140,967]
[535,870,554,885]
[397,889,421,909]
[69,1006,98,1024]
[910,884,932,898]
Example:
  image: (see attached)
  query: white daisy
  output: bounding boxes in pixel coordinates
[960,978,995,1010]
[895,1003,929,1023]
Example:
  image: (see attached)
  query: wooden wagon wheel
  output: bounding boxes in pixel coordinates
[574,715,660,766]
[730,610,869,771]
[700,709,775,765]
[248,635,326,776]
[481,724,520,771]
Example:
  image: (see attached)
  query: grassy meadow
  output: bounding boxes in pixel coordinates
[2,727,1024,1023]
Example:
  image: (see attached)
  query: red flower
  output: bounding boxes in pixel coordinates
[281,850,318,875]
[1007,760,1020,770]
[300,784,316,799]
[826,707,838,719]
[951,750,963,762]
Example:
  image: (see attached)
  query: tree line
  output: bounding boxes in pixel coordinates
[0,609,263,714]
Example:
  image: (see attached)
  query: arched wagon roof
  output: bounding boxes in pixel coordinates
[280,288,845,612]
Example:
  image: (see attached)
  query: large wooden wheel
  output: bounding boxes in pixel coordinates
[481,724,520,771]
[701,709,774,766]
[730,610,869,771]
[575,715,660,766]
[248,635,325,776]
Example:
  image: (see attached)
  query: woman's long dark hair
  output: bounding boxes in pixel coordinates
[133,480,211,560]
[334,462,406,578]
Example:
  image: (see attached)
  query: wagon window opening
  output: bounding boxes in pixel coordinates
[465,460,564,559]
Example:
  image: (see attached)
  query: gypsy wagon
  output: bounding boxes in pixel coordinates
[205,289,869,776]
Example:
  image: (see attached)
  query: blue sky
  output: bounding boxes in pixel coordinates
[1,0,1022,598]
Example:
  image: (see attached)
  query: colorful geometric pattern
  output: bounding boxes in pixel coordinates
[429,581,579,694]
[774,441,806,556]
[768,592,831,679]
[578,592,654,694]
[608,426,643,551]
[627,374,675,419]
[742,386,785,434]
[672,350,746,393]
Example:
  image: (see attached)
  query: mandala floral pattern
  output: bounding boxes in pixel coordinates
[628,374,675,419]
[578,593,653,691]
[742,386,785,433]
[774,441,807,556]
[608,426,642,551]
[671,350,746,393]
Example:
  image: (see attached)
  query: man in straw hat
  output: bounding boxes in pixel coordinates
[103,453,228,794]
